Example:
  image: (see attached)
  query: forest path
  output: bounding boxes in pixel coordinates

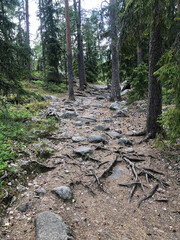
[1,85,180,240]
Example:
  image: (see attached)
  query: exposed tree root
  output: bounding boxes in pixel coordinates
[99,156,120,179]
[137,184,159,208]
[138,132,154,144]
[127,131,146,137]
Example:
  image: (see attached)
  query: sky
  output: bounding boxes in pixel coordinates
[29,0,103,44]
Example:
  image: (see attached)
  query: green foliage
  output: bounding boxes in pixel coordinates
[127,62,148,103]
[0,98,57,173]
[158,107,180,145]
[155,49,180,106]
[44,82,67,93]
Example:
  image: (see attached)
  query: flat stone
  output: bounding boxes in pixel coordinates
[60,111,77,119]
[110,102,121,110]
[102,119,113,123]
[88,134,107,143]
[17,201,34,212]
[72,136,86,142]
[96,96,105,100]
[109,166,127,180]
[107,131,122,139]
[35,211,75,240]
[35,188,47,196]
[113,111,128,118]
[118,138,132,146]
[93,124,110,131]
[126,147,134,153]
[73,121,82,126]
[51,186,72,200]
[77,115,96,122]
[92,104,103,108]
[17,203,29,212]
[74,146,93,156]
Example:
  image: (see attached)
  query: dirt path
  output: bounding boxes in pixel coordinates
[1,85,180,240]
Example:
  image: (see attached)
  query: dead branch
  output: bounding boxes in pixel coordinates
[137,184,159,208]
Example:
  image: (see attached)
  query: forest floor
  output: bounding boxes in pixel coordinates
[0,84,180,240]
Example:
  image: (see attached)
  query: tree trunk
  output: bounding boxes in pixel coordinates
[25,0,30,80]
[109,0,121,101]
[137,45,142,66]
[146,0,163,138]
[65,0,75,100]
[39,0,46,81]
[73,0,86,90]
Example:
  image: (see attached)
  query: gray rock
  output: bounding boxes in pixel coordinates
[93,124,110,131]
[109,166,127,180]
[43,108,61,119]
[121,238,131,240]
[118,138,132,146]
[102,119,113,123]
[35,188,46,196]
[121,89,130,96]
[107,131,122,139]
[74,146,93,156]
[17,202,29,212]
[92,103,102,108]
[77,115,96,122]
[110,102,121,110]
[126,147,134,153]
[51,186,72,200]
[35,211,75,240]
[73,121,82,126]
[60,111,77,119]
[17,201,34,212]
[72,136,86,142]
[114,121,121,125]
[96,96,105,100]
[16,184,26,192]
[113,111,128,118]
[76,108,84,112]
[88,134,107,143]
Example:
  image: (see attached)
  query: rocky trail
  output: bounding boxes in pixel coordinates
[0,85,180,240]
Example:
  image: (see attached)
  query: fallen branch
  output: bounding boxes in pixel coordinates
[137,184,159,208]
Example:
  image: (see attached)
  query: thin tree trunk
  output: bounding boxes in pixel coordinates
[39,0,46,81]
[137,45,142,66]
[25,0,30,80]
[65,0,75,100]
[73,0,86,90]
[109,0,121,101]
[146,0,163,138]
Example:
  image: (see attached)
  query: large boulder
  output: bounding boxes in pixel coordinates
[35,211,75,240]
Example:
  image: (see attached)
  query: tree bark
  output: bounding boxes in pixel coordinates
[109,0,121,101]
[146,0,163,138]
[39,0,46,81]
[65,0,75,100]
[25,0,31,80]
[73,0,86,90]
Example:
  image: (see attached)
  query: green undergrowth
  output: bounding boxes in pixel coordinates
[0,81,62,175]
